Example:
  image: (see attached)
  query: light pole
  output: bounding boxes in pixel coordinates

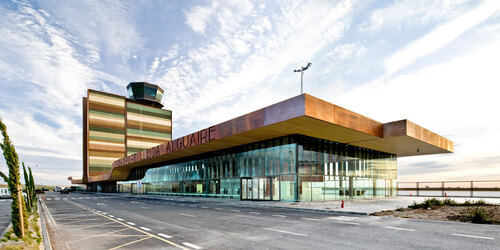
[293,62,312,94]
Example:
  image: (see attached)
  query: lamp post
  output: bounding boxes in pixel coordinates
[293,62,312,94]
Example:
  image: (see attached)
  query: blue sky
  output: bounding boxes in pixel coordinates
[0,0,499,185]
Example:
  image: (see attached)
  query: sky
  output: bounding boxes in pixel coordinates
[0,0,499,185]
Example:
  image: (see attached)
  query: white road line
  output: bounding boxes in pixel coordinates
[336,221,360,225]
[117,218,124,221]
[47,198,52,201]
[189,205,196,207]
[230,210,240,212]
[140,207,150,209]
[179,213,197,217]
[182,242,202,249]
[264,228,308,237]
[451,234,494,240]
[54,198,59,200]
[158,233,172,239]
[215,208,223,210]
[249,212,261,215]
[179,204,186,206]
[71,198,75,199]
[131,201,141,204]
[96,210,101,213]
[272,214,286,218]
[109,215,114,218]
[102,212,107,215]
[385,226,416,232]
[301,218,319,221]
[201,206,208,209]
[140,227,151,231]
[127,222,136,226]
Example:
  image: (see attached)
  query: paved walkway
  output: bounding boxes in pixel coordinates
[86,192,500,215]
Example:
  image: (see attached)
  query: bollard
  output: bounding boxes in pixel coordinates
[43,196,45,199]
[410,193,412,197]
[341,200,344,208]
[445,192,447,197]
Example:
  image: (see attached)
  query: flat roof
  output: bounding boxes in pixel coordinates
[81,94,453,183]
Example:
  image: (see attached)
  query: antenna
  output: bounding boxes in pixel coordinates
[293,62,312,94]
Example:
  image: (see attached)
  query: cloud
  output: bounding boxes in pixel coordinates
[384,0,500,76]
[331,26,500,182]
[0,0,142,184]
[151,1,355,138]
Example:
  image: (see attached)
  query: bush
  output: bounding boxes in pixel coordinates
[463,207,492,224]
[409,198,444,209]
[443,198,458,206]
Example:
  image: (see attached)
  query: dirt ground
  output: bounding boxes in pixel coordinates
[372,205,500,224]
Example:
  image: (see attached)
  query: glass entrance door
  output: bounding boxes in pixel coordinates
[241,177,272,200]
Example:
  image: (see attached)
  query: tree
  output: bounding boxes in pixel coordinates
[23,163,31,212]
[0,118,28,238]
[28,167,37,210]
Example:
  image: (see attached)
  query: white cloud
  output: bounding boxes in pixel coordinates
[156,1,354,137]
[384,0,500,76]
[149,57,160,74]
[184,2,218,34]
[332,32,500,181]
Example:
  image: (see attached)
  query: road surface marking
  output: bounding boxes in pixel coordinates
[101,212,107,215]
[451,234,494,240]
[385,226,416,232]
[182,242,202,249]
[179,213,197,217]
[272,214,286,217]
[215,208,223,210]
[201,206,208,209]
[140,227,151,231]
[140,207,150,209]
[97,203,108,206]
[264,228,308,237]
[108,236,152,250]
[131,201,141,204]
[63,198,68,200]
[301,218,319,221]
[249,212,261,215]
[96,210,101,213]
[117,218,124,221]
[47,198,52,201]
[127,222,136,225]
[180,204,185,206]
[189,205,196,207]
[109,215,114,217]
[158,233,172,239]
[230,210,240,212]
[71,198,75,199]
[336,221,360,225]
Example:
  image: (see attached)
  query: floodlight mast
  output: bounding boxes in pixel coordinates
[294,62,312,94]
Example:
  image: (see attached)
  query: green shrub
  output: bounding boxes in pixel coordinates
[443,198,458,206]
[463,207,492,224]
[409,198,444,209]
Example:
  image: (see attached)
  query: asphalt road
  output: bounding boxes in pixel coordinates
[0,198,11,234]
[41,192,499,250]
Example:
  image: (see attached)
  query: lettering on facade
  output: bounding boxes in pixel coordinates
[112,126,218,168]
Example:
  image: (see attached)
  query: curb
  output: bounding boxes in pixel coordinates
[38,199,52,250]
[91,192,369,216]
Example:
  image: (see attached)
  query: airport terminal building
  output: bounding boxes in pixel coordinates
[71,83,453,202]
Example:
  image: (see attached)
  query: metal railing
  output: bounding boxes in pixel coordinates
[397,180,500,198]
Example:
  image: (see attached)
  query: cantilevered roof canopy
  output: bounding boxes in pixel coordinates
[83,94,453,183]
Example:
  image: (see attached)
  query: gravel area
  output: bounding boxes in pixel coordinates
[372,205,500,224]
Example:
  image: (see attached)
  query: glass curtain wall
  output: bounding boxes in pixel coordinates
[117,135,397,202]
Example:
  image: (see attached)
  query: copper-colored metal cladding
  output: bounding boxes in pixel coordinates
[81,94,454,184]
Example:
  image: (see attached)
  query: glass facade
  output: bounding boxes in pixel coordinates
[117,135,397,202]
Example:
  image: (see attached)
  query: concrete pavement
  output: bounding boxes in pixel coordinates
[40,192,500,249]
